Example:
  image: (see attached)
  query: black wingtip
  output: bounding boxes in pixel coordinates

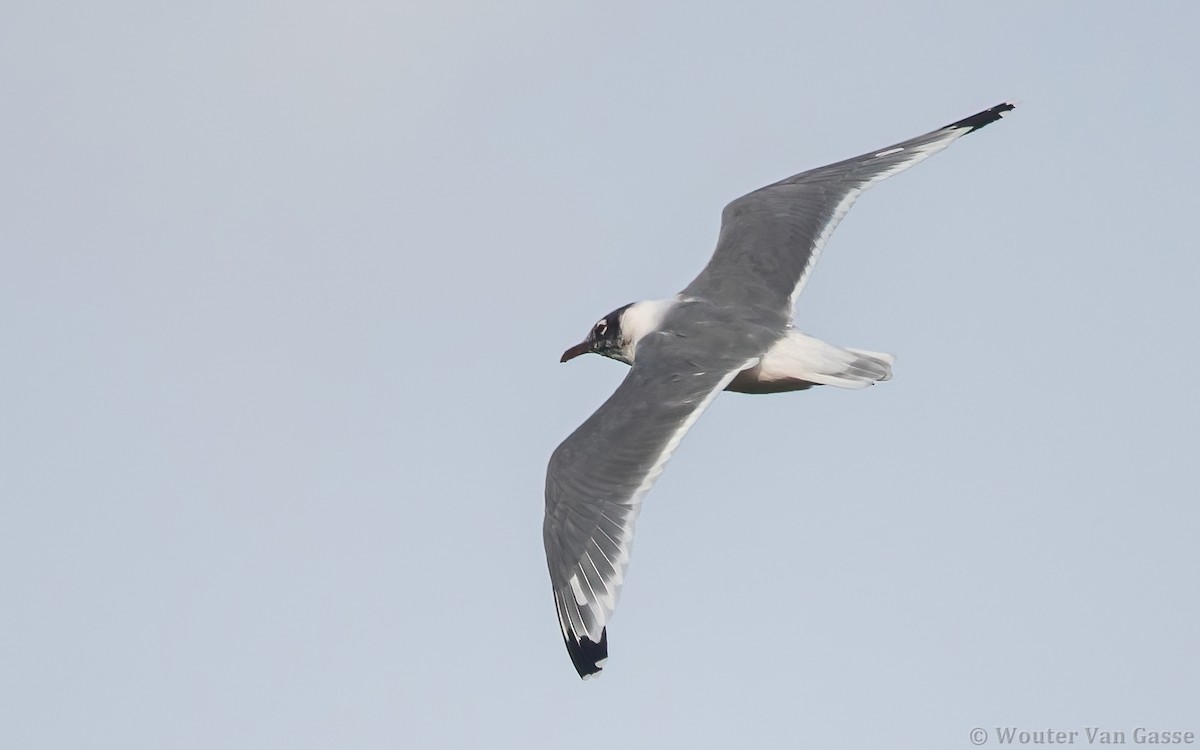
[564,628,608,679]
[946,102,1016,134]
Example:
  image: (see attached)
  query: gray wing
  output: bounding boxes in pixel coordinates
[681,102,1015,314]
[544,336,755,678]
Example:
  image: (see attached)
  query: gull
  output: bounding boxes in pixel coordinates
[544,103,1015,678]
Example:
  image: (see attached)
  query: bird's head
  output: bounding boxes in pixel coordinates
[561,303,635,365]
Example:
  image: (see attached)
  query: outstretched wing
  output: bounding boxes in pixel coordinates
[681,103,1015,313]
[544,338,755,678]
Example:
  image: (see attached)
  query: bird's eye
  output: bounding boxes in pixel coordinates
[593,320,608,336]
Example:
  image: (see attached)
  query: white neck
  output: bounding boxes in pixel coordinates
[618,299,676,363]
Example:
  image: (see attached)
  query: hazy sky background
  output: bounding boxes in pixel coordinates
[3,2,1197,748]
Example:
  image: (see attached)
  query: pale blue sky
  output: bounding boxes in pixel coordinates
[3,2,1197,748]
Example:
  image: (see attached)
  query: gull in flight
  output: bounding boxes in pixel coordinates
[544,103,1015,678]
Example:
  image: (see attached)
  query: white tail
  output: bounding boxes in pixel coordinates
[727,331,894,394]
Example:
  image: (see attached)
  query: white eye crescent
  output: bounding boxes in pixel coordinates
[594,320,608,336]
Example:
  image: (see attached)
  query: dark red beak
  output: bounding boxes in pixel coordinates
[560,341,591,363]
